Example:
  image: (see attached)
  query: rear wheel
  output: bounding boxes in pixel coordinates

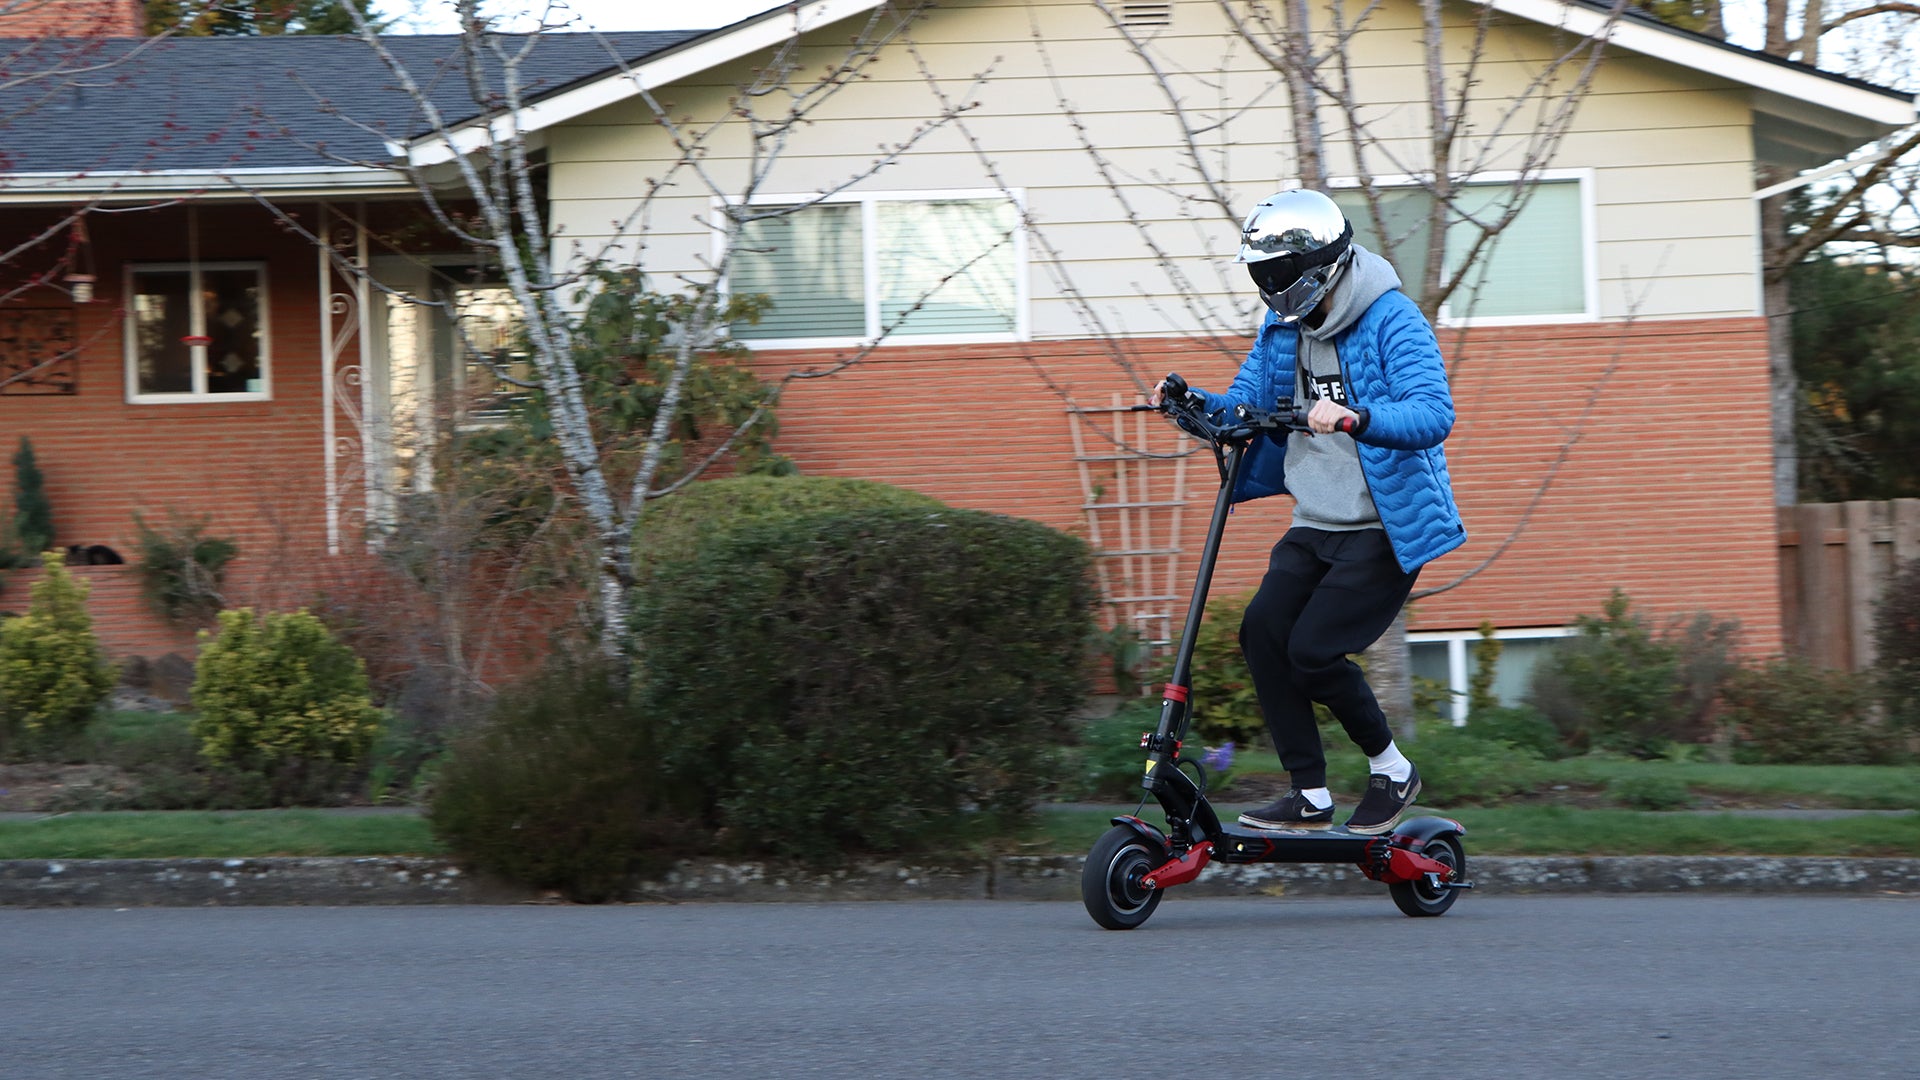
[1389,833,1466,917]
[1081,825,1166,930]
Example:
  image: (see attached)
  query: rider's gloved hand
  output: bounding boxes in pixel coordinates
[1149,376,1204,411]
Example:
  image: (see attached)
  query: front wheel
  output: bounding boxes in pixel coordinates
[1389,832,1467,917]
[1082,825,1166,930]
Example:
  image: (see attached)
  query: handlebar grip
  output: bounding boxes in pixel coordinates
[1162,372,1189,401]
[1336,416,1356,434]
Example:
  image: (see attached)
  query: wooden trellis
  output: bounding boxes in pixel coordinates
[1067,393,1195,650]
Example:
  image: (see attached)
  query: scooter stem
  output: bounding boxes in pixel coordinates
[1144,439,1250,789]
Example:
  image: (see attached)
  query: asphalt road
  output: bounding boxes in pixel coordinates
[3,895,1915,1079]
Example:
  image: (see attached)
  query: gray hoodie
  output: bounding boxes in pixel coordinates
[1285,243,1402,531]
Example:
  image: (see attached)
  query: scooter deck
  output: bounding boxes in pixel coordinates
[1212,823,1377,864]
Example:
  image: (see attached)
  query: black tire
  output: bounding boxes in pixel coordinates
[1081,825,1166,930]
[1389,832,1467,917]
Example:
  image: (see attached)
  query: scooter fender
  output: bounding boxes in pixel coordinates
[1390,815,1466,845]
[1108,815,1172,855]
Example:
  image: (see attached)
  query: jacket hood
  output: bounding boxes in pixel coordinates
[1303,243,1402,340]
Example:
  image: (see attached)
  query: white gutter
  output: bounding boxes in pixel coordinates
[400,0,889,167]
[0,166,416,204]
[1751,143,1907,201]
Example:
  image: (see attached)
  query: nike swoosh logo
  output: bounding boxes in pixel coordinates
[1393,784,1412,800]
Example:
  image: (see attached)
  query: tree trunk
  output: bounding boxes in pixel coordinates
[1366,606,1417,742]
[1759,181,1797,506]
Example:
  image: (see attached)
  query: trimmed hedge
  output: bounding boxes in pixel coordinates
[635,483,1096,861]
[633,474,944,578]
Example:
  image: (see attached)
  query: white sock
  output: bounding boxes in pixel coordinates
[1368,742,1413,783]
[1300,787,1333,810]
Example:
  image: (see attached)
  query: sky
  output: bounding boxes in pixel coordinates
[371,1,788,34]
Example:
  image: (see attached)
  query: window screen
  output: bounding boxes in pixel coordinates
[731,196,1018,341]
[730,203,866,340]
[1336,179,1585,318]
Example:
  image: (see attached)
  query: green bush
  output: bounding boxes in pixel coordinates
[1606,774,1694,810]
[1394,720,1544,805]
[1874,556,1920,734]
[1527,590,1736,758]
[133,511,238,625]
[634,485,1096,861]
[0,553,114,754]
[428,657,693,903]
[1,437,54,569]
[634,474,943,578]
[1464,704,1570,760]
[1721,656,1897,765]
[1174,590,1264,747]
[189,608,384,803]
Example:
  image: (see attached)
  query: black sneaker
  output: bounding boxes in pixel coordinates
[1344,766,1421,835]
[1237,791,1335,830]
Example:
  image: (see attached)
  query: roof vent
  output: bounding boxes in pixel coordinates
[1121,2,1173,28]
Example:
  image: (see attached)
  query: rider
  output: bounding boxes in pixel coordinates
[1152,188,1465,835]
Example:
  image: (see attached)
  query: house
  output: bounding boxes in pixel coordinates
[0,0,1912,710]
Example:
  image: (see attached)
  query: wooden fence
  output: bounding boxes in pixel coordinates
[1777,499,1920,670]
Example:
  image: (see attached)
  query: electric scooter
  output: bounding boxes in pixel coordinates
[1080,373,1472,930]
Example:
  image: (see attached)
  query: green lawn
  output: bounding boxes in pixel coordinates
[0,811,444,860]
[1020,804,1920,857]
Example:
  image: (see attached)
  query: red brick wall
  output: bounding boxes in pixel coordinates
[0,0,143,37]
[747,317,1783,654]
[1,198,1784,672]
[1,203,339,660]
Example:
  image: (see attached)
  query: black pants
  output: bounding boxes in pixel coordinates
[1237,527,1418,789]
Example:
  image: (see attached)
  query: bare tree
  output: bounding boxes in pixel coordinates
[243,0,988,659]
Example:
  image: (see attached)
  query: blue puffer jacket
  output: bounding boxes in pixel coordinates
[1193,291,1466,573]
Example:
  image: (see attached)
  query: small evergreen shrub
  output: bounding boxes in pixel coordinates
[134,511,238,624]
[1467,620,1502,716]
[189,608,384,803]
[428,657,693,903]
[1720,657,1896,765]
[1874,557,1920,734]
[1,437,54,569]
[0,553,114,753]
[634,485,1096,861]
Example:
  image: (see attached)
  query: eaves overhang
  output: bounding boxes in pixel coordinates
[0,165,419,205]
[1495,0,1917,166]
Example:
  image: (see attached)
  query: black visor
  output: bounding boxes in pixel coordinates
[1247,256,1303,295]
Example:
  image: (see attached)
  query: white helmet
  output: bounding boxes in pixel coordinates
[1236,189,1354,324]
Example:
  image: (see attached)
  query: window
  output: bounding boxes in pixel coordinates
[1332,175,1592,323]
[725,192,1024,344]
[439,284,530,427]
[1409,627,1576,724]
[125,262,269,401]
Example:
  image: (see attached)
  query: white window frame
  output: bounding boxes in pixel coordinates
[1329,169,1598,328]
[1408,626,1577,724]
[123,260,273,403]
[714,188,1030,349]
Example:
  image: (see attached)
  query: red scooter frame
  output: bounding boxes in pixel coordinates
[1080,375,1471,929]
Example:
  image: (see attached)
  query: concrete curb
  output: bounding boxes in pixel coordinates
[4,854,1918,907]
